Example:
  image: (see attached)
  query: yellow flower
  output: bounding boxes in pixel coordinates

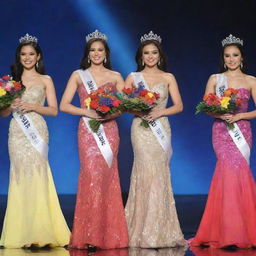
[85,97,91,109]
[0,87,6,97]
[147,92,154,98]
[220,96,230,108]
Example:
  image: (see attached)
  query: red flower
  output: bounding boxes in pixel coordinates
[90,94,99,100]
[112,99,121,107]
[236,98,242,105]
[90,100,99,109]
[203,93,220,106]
[224,88,238,97]
[97,88,104,94]
[99,105,110,113]
[2,75,10,80]
[123,88,132,94]
[139,89,148,97]
[14,82,22,90]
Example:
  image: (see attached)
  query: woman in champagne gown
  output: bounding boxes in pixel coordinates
[125,31,186,248]
[0,34,70,248]
[60,30,128,250]
[190,35,256,248]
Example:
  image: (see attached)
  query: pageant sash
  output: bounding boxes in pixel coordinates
[13,111,48,160]
[77,69,113,168]
[216,73,250,163]
[132,72,171,156]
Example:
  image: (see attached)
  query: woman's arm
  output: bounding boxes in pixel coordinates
[225,76,256,123]
[1,76,58,117]
[145,73,183,121]
[115,72,125,92]
[202,74,228,120]
[60,71,100,119]
[0,105,13,117]
[18,76,58,116]
[124,74,134,89]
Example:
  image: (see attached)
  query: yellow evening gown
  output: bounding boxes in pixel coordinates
[0,85,70,248]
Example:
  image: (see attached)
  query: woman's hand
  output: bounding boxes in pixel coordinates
[85,109,101,119]
[128,109,146,117]
[100,110,122,121]
[142,109,164,122]
[16,100,37,113]
[10,98,22,111]
[223,113,242,123]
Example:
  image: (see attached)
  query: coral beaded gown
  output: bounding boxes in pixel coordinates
[191,87,256,248]
[0,85,70,248]
[125,82,186,248]
[69,82,128,249]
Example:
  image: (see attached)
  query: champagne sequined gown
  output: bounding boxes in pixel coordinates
[69,82,128,249]
[125,83,186,248]
[191,88,256,248]
[0,85,70,248]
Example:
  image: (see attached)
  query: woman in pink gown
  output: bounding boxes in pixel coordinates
[191,35,256,248]
[60,30,128,250]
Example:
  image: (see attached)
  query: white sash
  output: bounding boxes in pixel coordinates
[77,69,113,168]
[132,72,172,156]
[13,111,48,160]
[216,73,250,163]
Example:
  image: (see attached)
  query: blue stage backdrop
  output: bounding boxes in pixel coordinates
[0,0,256,195]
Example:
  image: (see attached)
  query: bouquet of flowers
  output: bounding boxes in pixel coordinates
[117,85,160,128]
[195,88,242,128]
[84,84,122,132]
[0,75,25,109]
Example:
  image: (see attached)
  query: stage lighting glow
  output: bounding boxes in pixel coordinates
[70,0,135,76]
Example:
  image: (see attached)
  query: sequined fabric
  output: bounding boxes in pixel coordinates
[129,247,186,256]
[191,88,256,248]
[69,83,128,249]
[125,83,186,248]
[9,85,48,182]
[0,85,70,248]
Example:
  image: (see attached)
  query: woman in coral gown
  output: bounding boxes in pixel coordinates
[0,34,70,248]
[125,31,186,248]
[60,30,128,250]
[190,35,256,248]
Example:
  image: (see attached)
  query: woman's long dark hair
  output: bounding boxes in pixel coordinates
[135,40,167,72]
[219,43,247,74]
[11,41,45,81]
[80,38,111,70]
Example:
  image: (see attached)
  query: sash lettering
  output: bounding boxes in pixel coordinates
[77,69,114,168]
[132,72,172,156]
[13,111,48,160]
[216,73,250,163]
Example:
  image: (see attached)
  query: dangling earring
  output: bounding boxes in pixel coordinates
[240,62,243,69]
[158,59,161,66]
[224,63,227,69]
[88,56,91,64]
[36,62,39,69]
[142,59,144,66]
[104,57,107,64]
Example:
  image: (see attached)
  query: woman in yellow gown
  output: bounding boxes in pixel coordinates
[0,33,70,248]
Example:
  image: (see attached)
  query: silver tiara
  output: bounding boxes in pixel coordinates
[19,33,38,43]
[221,34,243,47]
[86,29,107,42]
[140,31,162,43]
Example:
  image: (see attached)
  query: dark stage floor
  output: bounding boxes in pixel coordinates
[0,195,255,256]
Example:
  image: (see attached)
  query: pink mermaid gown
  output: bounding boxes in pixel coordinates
[191,88,256,248]
[69,83,128,249]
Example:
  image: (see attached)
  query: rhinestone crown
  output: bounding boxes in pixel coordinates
[222,34,243,47]
[86,29,107,42]
[19,33,38,43]
[140,31,162,43]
